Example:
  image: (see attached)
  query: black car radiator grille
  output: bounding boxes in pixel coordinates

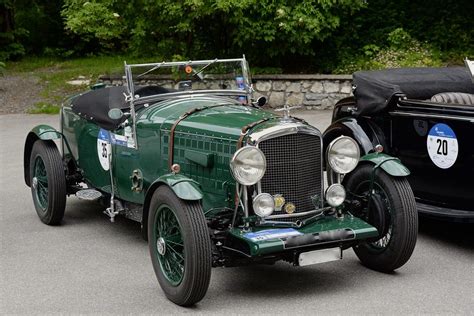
[258,133,322,221]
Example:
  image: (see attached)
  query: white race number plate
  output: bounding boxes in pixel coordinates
[298,247,342,266]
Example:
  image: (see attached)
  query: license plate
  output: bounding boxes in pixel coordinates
[298,247,342,266]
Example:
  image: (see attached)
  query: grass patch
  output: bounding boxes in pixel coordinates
[27,102,61,114]
[0,61,5,75]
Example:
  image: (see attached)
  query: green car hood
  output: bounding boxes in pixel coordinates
[140,97,277,139]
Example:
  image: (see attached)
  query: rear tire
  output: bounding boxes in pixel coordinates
[148,186,211,306]
[344,164,418,272]
[29,140,67,225]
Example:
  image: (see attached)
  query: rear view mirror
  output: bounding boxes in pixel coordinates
[108,108,124,120]
[253,96,267,107]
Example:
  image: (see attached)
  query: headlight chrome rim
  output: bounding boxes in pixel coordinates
[327,136,360,174]
[325,184,346,207]
[230,146,266,186]
[253,193,275,218]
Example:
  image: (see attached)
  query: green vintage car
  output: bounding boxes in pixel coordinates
[24,57,418,306]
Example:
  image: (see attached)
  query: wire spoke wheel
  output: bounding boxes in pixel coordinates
[154,205,185,286]
[344,164,417,272]
[33,156,49,211]
[148,186,211,306]
[29,140,66,225]
[353,180,393,251]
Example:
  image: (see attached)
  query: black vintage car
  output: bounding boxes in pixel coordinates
[324,60,474,222]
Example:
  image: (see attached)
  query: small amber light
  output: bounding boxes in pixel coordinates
[274,194,286,210]
[171,164,181,174]
[185,65,193,74]
[284,202,296,214]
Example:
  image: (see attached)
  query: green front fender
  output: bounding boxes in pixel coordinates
[359,153,410,177]
[141,174,203,241]
[31,124,61,140]
[152,173,203,201]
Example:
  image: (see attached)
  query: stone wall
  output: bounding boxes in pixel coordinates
[251,74,352,110]
[99,74,353,110]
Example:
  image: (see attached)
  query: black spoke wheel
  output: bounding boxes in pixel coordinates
[148,186,211,306]
[344,164,418,272]
[29,140,67,225]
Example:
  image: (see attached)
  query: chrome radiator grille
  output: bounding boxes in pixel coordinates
[258,133,322,220]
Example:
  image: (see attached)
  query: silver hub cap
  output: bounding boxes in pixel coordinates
[32,177,38,189]
[156,237,166,255]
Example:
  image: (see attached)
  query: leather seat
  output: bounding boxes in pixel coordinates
[431,92,474,105]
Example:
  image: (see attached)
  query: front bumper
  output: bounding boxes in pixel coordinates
[228,215,378,257]
[417,201,474,223]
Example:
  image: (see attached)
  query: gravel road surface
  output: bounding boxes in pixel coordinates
[0,75,44,114]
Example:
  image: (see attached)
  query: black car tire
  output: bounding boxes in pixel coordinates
[147,186,211,306]
[29,140,67,225]
[344,164,418,272]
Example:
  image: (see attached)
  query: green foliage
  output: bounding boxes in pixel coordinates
[0,61,5,75]
[62,1,125,49]
[60,0,366,66]
[335,28,443,73]
[28,102,61,114]
[2,0,473,72]
[387,28,413,50]
[0,0,26,60]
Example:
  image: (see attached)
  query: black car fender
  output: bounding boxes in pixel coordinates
[323,117,388,156]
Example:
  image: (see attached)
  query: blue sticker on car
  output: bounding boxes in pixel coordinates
[98,128,110,141]
[244,228,303,242]
[426,123,458,169]
[110,133,128,147]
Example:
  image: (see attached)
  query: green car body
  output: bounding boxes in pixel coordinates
[24,58,418,306]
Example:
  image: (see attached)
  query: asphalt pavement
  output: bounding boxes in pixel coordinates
[1,112,473,315]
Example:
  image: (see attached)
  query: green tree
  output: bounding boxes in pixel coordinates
[61,0,366,67]
[0,0,25,60]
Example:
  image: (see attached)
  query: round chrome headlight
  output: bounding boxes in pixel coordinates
[326,184,346,207]
[327,136,360,174]
[230,147,266,185]
[253,193,275,218]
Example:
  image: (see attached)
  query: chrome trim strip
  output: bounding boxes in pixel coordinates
[265,207,330,219]
[127,58,247,68]
[135,90,250,105]
[250,121,322,143]
[389,111,474,123]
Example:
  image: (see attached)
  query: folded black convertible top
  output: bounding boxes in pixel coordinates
[353,67,474,115]
[71,85,170,130]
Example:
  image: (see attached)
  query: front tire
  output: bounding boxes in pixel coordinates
[29,140,67,225]
[344,164,418,272]
[147,186,211,306]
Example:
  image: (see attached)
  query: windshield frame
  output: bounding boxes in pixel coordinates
[122,56,252,150]
[124,56,253,104]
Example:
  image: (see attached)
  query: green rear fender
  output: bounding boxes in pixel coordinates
[24,125,62,186]
[359,153,410,177]
[31,124,62,140]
